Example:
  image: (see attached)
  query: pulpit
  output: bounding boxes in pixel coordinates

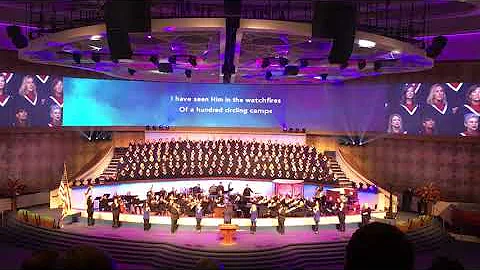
[218,224,239,245]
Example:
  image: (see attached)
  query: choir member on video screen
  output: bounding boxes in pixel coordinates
[418,117,438,136]
[444,82,466,114]
[458,85,480,132]
[424,84,454,135]
[396,83,423,134]
[387,114,407,134]
[16,75,46,125]
[46,78,63,109]
[0,74,14,126]
[460,113,479,137]
[12,108,30,127]
[47,104,62,127]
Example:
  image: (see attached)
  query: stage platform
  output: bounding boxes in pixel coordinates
[3,207,449,269]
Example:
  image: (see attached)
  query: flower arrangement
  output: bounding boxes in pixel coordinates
[415,182,441,202]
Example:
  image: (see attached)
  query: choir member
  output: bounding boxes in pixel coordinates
[12,108,30,127]
[16,75,46,125]
[396,83,423,134]
[46,78,63,109]
[418,117,437,136]
[0,74,14,126]
[47,104,62,127]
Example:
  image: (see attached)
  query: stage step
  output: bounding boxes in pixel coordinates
[99,147,127,179]
[2,214,449,270]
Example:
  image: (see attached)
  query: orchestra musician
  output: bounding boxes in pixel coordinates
[243,184,253,198]
[360,203,372,227]
[250,203,258,234]
[111,197,121,228]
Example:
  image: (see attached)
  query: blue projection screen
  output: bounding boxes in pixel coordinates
[63,78,388,133]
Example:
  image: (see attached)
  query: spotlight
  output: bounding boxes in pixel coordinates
[282,126,288,132]
[128,68,136,75]
[279,57,289,67]
[265,70,273,80]
[374,61,382,72]
[320,73,328,81]
[149,55,159,66]
[358,59,366,70]
[261,58,270,68]
[188,55,197,67]
[185,69,192,78]
[72,52,82,64]
[6,25,28,49]
[91,52,101,63]
[300,59,309,68]
[168,55,177,64]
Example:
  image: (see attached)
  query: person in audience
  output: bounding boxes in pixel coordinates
[360,203,372,227]
[12,108,30,127]
[312,201,321,234]
[428,256,465,270]
[419,117,438,136]
[345,222,414,270]
[0,74,14,126]
[195,202,203,233]
[62,245,117,270]
[460,113,479,136]
[143,203,151,231]
[111,197,120,228]
[16,75,45,125]
[48,104,62,127]
[425,83,454,135]
[250,203,258,234]
[387,114,406,134]
[21,250,59,270]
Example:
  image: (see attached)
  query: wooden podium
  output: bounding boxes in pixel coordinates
[218,224,239,245]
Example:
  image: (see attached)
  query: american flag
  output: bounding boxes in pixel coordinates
[59,162,72,220]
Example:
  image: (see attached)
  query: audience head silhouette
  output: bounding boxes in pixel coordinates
[62,245,116,270]
[21,250,59,270]
[428,256,464,270]
[195,258,223,270]
[345,222,414,270]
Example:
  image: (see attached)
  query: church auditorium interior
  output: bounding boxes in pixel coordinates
[1,1,480,270]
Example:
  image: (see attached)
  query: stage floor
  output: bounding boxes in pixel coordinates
[31,207,403,252]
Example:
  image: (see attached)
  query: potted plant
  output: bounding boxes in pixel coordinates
[7,179,26,212]
[415,183,440,216]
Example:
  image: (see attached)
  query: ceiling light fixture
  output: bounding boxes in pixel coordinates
[358,39,376,48]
